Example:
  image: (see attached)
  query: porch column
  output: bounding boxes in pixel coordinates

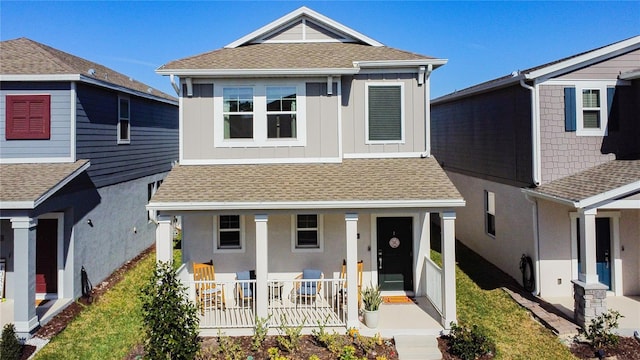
[345,213,359,328]
[441,211,457,328]
[155,214,173,264]
[12,217,39,338]
[578,208,598,283]
[255,214,269,320]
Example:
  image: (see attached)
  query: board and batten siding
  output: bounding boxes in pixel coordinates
[181,82,340,161]
[431,84,533,187]
[342,74,426,155]
[0,82,72,160]
[75,83,178,188]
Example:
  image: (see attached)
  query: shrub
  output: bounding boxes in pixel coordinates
[252,315,271,351]
[338,345,366,360]
[276,315,304,353]
[583,309,623,349]
[0,323,22,360]
[216,330,245,360]
[448,322,495,360]
[140,261,199,359]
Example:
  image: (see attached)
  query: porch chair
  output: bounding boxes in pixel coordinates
[193,262,225,313]
[338,259,364,309]
[294,269,324,306]
[235,270,253,307]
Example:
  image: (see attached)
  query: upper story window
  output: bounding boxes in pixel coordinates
[118,96,130,144]
[366,82,404,144]
[291,214,323,252]
[564,83,614,137]
[213,215,245,253]
[214,81,306,147]
[5,95,51,140]
[485,190,496,237]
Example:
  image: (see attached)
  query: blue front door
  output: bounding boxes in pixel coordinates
[595,218,611,289]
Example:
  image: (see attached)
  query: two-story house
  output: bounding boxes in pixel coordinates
[149,7,464,333]
[431,36,639,329]
[0,38,178,337]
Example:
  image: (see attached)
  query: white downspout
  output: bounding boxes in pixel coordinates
[525,194,542,295]
[519,78,541,186]
[169,74,180,96]
[421,64,433,158]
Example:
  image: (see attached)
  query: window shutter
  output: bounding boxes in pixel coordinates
[564,87,576,132]
[6,95,51,140]
[368,86,402,141]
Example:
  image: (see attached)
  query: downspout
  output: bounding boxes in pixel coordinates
[525,194,542,295]
[169,74,180,96]
[519,78,541,186]
[421,64,433,158]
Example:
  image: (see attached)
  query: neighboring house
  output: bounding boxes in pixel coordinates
[0,38,179,337]
[149,6,464,332]
[431,36,640,327]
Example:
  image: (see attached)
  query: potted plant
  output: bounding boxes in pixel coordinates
[361,284,382,328]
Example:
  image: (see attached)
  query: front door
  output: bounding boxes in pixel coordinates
[376,217,413,291]
[595,218,611,289]
[36,219,58,294]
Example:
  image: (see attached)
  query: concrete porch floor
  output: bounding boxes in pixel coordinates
[544,295,640,336]
[358,296,443,338]
[0,298,73,334]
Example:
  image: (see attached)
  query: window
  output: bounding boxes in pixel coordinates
[292,214,323,252]
[485,191,496,237]
[118,96,130,144]
[5,95,51,140]
[564,83,614,136]
[214,215,245,253]
[214,81,306,147]
[366,83,404,143]
[581,89,601,129]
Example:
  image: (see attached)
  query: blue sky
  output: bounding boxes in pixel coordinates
[2,1,638,98]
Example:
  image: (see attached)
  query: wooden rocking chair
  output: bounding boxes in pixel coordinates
[193,262,225,313]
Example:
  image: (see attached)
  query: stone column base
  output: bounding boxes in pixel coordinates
[572,279,608,328]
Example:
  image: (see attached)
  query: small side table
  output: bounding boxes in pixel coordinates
[269,281,284,301]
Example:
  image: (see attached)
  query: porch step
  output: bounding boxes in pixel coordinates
[394,334,441,360]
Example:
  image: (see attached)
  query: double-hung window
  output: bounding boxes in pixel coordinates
[485,191,496,237]
[563,82,615,136]
[292,214,323,252]
[214,82,306,147]
[214,215,245,253]
[118,96,130,144]
[366,82,404,143]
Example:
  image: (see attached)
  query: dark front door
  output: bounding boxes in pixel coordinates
[377,217,413,291]
[36,219,58,294]
[595,218,611,289]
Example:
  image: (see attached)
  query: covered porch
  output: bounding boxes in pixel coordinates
[148,157,465,333]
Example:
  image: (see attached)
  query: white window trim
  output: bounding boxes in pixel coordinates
[485,190,496,238]
[575,82,609,137]
[147,180,162,222]
[290,214,323,253]
[213,80,307,147]
[365,82,405,144]
[117,95,131,144]
[213,215,246,254]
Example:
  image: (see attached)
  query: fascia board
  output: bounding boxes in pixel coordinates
[354,59,448,68]
[156,68,359,77]
[225,6,383,49]
[33,161,91,208]
[78,76,177,105]
[577,181,640,209]
[147,199,466,211]
[0,74,81,81]
[619,69,640,80]
[0,201,36,210]
[521,188,577,208]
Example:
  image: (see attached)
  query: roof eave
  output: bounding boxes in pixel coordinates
[432,74,524,105]
[354,59,448,69]
[522,180,640,210]
[33,160,91,208]
[155,68,360,77]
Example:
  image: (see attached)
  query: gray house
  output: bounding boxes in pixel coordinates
[431,36,639,330]
[0,38,178,337]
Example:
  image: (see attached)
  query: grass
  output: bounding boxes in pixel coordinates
[432,250,576,359]
[33,249,180,360]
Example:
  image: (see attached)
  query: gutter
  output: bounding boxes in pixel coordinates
[524,194,542,295]
[421,64,434,158]
[519,78,541,186]
[169,74,180,96]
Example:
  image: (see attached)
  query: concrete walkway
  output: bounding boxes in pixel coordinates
[394,334,441,360]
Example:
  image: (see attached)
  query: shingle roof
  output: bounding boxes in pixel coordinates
[0,38,176,102]
[149,157,463,209]
[527,159,640,204]
[158,42,433,71]
[0,160,89,207]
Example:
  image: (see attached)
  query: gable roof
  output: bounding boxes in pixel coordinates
[433,35,640,104]
[522,159,640,209]
[0,37,176,103]
[157,7,446,77]
[148,157,464,211]
[0,160,90,209]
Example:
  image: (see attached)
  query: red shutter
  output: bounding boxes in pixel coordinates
[6,95,51,140]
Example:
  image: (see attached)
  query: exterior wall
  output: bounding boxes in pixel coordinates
[536,200,574,297]
[620,209,639,295]
[342,73,426,155]
[0,82,72,160]
[263,19,342,42]
[0,219,14,298]
[75,83,178,188]
[445,171,535,286]
[538,84,615,184]
[181,82,340,161]
[431,84,533,187]
[557,49,640,80]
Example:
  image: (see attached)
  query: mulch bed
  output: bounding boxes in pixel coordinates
[437,336,494,360]
[570,337,640,360]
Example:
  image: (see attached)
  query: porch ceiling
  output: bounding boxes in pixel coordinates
[0,159,90,209]
[148,157,464,210]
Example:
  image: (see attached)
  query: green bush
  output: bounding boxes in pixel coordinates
[252,315,271,351]
[0,323,22,360]
[583,309,623,349]
[140,261,199,359]
[276,315,304,353]
[448,322,495,360]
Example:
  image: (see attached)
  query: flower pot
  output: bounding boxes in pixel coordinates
[363,309,379,328]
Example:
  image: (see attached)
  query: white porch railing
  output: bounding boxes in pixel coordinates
[424,256,443,315]
[190,278,347,329]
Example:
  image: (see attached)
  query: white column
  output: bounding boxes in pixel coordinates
[579,208,598,284]
[12,217,39,338]
[155,214,173,264]
[255,214,269,319]
[415,211,430,297]
[441,211,457,328]
[345,213,359,328]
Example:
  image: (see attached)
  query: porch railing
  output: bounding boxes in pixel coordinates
[190,278,347,329]
[424,256,443,315]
